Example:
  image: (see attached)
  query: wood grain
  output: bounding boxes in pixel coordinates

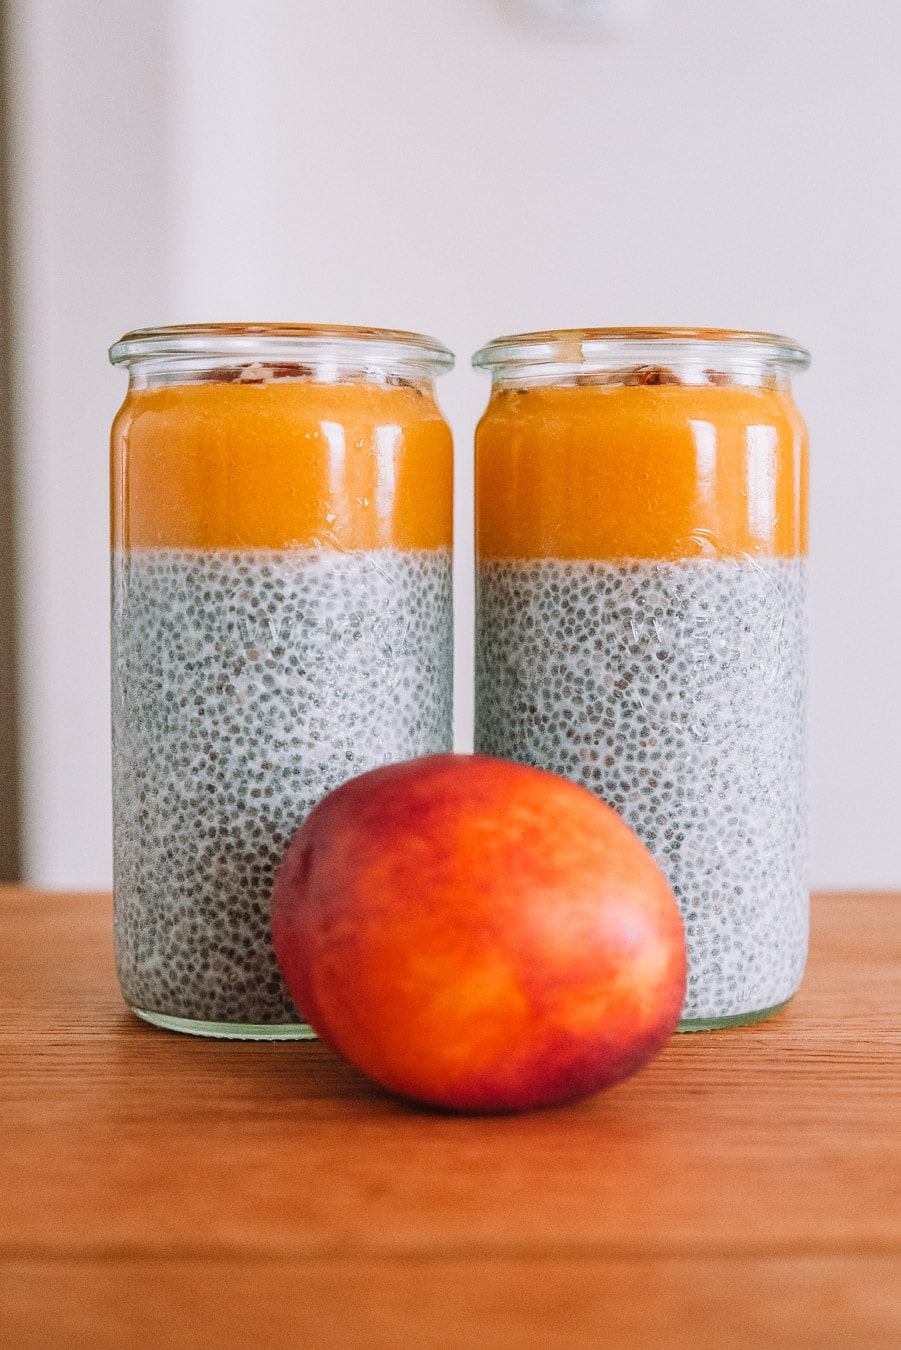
[3,1257,901,1350]
[1,890,899,1348]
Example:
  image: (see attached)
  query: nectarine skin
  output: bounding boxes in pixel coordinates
[272,755,686,1112]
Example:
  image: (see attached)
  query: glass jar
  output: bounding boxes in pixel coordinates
[473,328,810,1029]
[110,323,455,1038]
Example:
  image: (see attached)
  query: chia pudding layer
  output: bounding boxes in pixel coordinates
[476,556,807,1023]
[112,545,453,1028]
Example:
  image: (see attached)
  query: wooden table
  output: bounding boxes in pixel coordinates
[1,889,899,1349]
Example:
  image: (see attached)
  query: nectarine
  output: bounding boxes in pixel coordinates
[272,754,685,1112]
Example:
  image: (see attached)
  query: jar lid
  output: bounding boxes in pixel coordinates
[473,327,810,381]
[110,323,454,379]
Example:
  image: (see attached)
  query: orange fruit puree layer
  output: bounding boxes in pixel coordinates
[112,381,453,551]
[476,385,808,561]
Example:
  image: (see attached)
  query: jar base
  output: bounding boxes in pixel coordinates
[677,996,792,1033]
[130,1006,317,1041]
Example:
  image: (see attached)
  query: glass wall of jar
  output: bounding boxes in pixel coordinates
[473,328,810,1029]
[110,324,455,1038]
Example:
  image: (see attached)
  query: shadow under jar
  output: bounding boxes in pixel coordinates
[110,324,455,1038]
[473,328,810,1030]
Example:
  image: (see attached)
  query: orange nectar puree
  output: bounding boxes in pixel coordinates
[112,380,453,552]
[476,384,808,561]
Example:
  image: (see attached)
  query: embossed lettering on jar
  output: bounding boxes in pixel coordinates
[473,328,810,1029]
[110,324,455,1039]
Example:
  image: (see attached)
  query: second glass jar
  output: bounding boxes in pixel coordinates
[473,328,810,1029]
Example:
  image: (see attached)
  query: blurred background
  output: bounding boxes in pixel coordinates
[0,0,898,889]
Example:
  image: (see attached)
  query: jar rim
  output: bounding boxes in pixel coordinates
[109,322,455,373]
[472,327,810,374]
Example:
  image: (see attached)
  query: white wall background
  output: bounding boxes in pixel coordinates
[9,0,901,888]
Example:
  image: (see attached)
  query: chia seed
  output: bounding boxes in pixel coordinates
[112,546,453,1027]
[476,556,807,1023]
